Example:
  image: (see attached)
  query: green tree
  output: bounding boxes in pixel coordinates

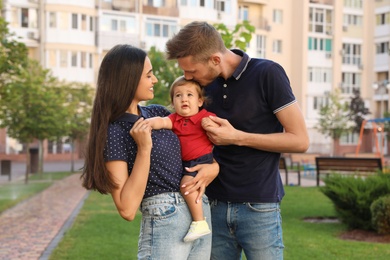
[147,46,182,106]
[64,82,94,172]
[0,4,29,87]
[0,60,70,182]
[213,20,255,52]
[316,89,353,156]
[349,88,370,133]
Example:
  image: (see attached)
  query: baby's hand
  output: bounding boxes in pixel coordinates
[202,116,220,129]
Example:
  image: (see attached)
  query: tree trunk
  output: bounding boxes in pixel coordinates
[70,138,75,172]
[25,143,30,184]
[38,139,44,176]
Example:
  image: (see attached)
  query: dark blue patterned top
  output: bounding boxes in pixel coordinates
[104,105,182,198]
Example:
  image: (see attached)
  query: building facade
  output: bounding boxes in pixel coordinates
[0,0,389,159]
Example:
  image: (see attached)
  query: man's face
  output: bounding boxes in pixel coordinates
[177,56,220,87]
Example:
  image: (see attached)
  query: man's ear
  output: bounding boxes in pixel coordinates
[210,55,221,66]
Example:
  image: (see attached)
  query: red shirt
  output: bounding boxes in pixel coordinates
[168,109,215,161]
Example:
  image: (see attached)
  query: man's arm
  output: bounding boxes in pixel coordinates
[202,102,310,153]
[144,116,173,130]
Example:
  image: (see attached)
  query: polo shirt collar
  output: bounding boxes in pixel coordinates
[231,49,251,80]
[173,108,208,124]
[115,105,145,123]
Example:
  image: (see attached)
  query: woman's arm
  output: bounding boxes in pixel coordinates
[108,118,152,221]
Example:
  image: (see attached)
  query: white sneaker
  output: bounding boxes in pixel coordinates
[183,220,211,242]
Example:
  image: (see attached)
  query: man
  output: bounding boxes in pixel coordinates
[166,21,309,260]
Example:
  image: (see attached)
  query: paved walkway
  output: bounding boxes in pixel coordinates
[0,161,89,260]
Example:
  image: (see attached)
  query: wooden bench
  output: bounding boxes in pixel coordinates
[315,157,383,186]
[279,156,301,186]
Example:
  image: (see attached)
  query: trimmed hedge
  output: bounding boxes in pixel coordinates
[371,194,390,234]
[320,173,390,231]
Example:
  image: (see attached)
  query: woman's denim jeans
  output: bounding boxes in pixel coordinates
[210,200,284,260]
[138,192,211,260]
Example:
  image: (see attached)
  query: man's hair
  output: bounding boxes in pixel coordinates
[166,21,226,62]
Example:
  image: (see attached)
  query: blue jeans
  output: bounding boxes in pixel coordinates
[138,192,212,260]
[210,200,284,260]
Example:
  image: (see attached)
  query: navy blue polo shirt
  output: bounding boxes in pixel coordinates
[104,105,182,199]
[204,50,296,203]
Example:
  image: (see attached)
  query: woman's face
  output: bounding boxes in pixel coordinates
[134,57,158,103]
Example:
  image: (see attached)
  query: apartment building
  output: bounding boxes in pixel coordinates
[0,0,389,158]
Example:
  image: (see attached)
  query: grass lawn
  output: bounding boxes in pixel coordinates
[50,186,390,260]
[0,171,75,213]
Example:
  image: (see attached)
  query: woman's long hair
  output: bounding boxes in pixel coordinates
[81,45,147,194]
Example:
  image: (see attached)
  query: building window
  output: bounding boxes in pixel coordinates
[273,9,283,24]
[81,52,87,68]
[89,16,94,31]
[309,7,332,34]
[120,20,126,32]
[215,0,231,13]
[376,12,390,26]
[89,53,93,68]
[101,15,136,33]
[21,8,29,28]
[376,42,390,54]
[146,19,177,38]
[313,96,329,110]
[308,37,332,52]
[239,6,249,21]
[343,14,362,26]
[21,8,37,28]
[81,14,87,31]
[308,67,332,83]
[342,43,361,65]
[272,40,282,53]
[71,52,77,67]
[72,13,78,29]
[111,19,118,31]
[343,0,363,9]
[60,51,67,68]
[341,72,361,94]
[49,12,56,28]
[256,35,266,58]
[340,132,358,145]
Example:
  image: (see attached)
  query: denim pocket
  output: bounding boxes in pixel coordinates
[246,202,280,213]
[142,203,177,219]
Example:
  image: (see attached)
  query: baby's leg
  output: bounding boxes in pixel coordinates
[181,175,211,242]
[180,175,204,221]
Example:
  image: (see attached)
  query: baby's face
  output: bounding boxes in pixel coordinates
[172,83,203,117]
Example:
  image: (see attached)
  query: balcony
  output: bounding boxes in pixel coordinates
[142,5,179,17]
[240,0,269,4]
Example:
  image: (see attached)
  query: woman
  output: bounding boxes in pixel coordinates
[81,44,218,259]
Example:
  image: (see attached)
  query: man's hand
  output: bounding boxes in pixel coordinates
[202,116,241,146]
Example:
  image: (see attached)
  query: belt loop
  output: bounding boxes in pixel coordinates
[174,192,179,204]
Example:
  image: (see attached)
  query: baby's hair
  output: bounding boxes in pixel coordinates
[169,76,210,106]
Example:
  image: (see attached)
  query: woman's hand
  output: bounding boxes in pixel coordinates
[181,160,219,203]
[130,118,152,150]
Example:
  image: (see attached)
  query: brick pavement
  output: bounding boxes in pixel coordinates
[0,173,89,260]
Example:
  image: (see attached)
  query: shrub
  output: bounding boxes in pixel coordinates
[320,173,390,230]
[371,195,390,234]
